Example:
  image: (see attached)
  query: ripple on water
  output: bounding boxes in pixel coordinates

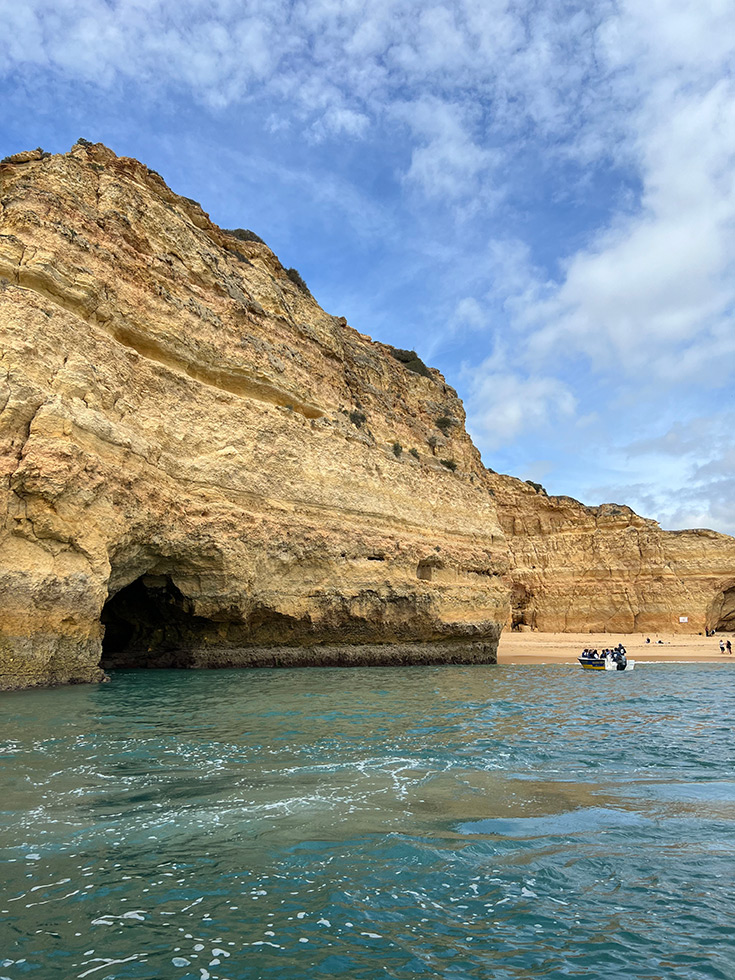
[1,663,735,979]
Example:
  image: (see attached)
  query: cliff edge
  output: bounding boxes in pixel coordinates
[0,142,508,689]
[2,142,734,690]
[488,473,735,635]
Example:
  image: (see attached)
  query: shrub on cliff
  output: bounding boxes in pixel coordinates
[349,410,367,427]
[388,347,432,379]
[392,441,403,458]
[436,415,454,436]
[225,228,266,245]
[409,447,419,460]
[525,480,548,495]
[440,458,457,471]
[286,267,310,293]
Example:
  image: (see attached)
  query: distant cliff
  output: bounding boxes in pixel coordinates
[1,142,733,690]
[488,473,735,634]
[0,142,507,689]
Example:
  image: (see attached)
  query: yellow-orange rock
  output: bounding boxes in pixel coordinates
[0,141,508,689]
[2,141,734,690]
[488,473,735,634]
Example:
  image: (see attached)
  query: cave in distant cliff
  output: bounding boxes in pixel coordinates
[709,584,735,632]
[100,575,219,668]
[510,583,534,629]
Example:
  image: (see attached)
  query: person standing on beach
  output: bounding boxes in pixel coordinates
[720,639,726,654]
[727,640,732,655]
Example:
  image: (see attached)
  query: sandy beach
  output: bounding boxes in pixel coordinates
[497,630,735,664]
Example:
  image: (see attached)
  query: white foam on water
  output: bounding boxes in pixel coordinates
[79,954,146,977]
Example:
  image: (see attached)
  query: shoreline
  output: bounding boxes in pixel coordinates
[497,630,735,664]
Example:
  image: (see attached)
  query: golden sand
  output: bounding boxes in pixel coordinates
[497,630,735,664]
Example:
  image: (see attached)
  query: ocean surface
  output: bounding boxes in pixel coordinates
[1,663,734,979]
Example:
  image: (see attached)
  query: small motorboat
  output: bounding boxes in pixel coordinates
[578,647,635,671]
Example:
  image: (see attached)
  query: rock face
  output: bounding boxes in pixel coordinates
[0,142,508,689]
[2,142,734,690]
[488,473,735,634]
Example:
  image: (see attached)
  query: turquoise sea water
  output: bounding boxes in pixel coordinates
[1,663,734,979]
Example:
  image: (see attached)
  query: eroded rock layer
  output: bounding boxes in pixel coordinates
[3,143,734,688]
[0,143,508,689]
[488,474,735,634]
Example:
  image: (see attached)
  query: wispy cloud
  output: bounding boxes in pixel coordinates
[2,0,733,534]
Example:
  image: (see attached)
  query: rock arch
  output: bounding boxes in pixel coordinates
[707,581,735,632]
[100,574,220,668]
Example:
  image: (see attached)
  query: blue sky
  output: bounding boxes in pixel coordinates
[2,0,734,534]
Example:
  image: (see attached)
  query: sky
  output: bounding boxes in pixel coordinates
[1,0,734,534]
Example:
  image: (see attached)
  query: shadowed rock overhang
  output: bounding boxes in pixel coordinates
[0,141,507,689]
[1,142,734,690]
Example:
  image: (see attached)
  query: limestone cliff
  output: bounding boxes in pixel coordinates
[2,142,734,690]
[489,473,735,634]
[0,142,508,689]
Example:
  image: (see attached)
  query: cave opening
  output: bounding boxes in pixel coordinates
[100,575,218,669]
[710,585,735,632]
[510,583,534,630]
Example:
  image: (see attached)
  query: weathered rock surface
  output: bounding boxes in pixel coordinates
[488,473,735,634]
[2,141,734,690]
[0,141,508,689]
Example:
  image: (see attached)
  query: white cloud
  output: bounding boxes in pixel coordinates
[467,368,577,449]
[2,0,734,533]
[524,74,735,382]
[458,0,735,497]
[398,97,501,203]
[0,0,639,205]
[452,297,487,331]
[627,414,735,459]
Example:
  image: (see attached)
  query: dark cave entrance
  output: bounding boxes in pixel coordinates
[100,575,219,669]
[710,585,735,632]
[510,583,534,630]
